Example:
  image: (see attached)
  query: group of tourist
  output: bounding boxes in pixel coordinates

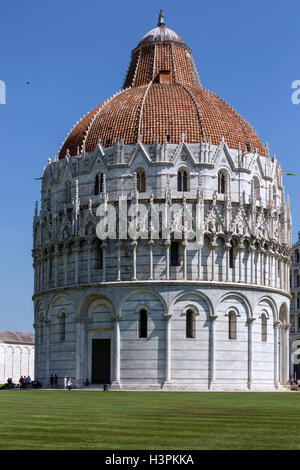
[63,376,73,391]
[49,374,58,389]
[19,375,32,388]
[48,375,90,390]
[290,376,300,390]
[0,376,42,390]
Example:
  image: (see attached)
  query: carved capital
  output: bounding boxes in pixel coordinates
[112,315,122,323]
[209,315,218,323]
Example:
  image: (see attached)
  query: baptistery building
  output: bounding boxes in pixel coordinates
[32,13,292,390]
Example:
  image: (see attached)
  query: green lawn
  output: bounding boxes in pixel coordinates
[0,390,299,450]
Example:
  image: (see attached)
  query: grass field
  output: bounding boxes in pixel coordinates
[0,390,299,450]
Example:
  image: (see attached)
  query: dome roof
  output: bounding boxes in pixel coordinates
[58,14,265,159]
[138,26,185,47]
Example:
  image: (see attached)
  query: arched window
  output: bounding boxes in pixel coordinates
[228,311,237,340]
[136,168,146,192]
[66,181,71,203]
[252,176,260,201]
[170,241,180,267]
[218,171,226,194]
[177,168,188,192]
[296,250,300,263]
[138,309,148,339]
[229,240,236,269]
[59,313,66,342]
[186,309,196,339]
[95,173,104,195]
[297,294,300,310]
[95,243,103,270]
[261,314,267,342]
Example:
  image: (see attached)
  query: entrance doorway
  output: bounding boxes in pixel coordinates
[91,339,111,384]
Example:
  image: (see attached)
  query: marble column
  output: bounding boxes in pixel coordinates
[163,314,172,387]
[209,314,218,388]
[165,239,170,280]
[111,315,122,389]
[250,245,255,284]
[224,244,230,282]
[45,320,51,387]
[87,241,92,283]
[247,317,256,389]
[284,323,290,382]
[74,247,80,285]
[63,247,68,285]
[275,256,278,289]
[131,240,137,281]
[75,317,85,388]
[197,243,203,281]
[54,245,59,287]
[116,241,122,281]
[238,244,243,283]
[274,321,280,387]
[102,241,108,282]
[210,243,217,281]
[268,252,272,287]
[182,241,187,280]
[260,249,265,286]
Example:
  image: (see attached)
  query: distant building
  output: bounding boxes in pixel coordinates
[0,331,34,384]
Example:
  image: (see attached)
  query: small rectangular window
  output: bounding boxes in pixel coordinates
[158,71,170,84]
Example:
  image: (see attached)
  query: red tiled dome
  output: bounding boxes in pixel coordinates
[58,17,265,159]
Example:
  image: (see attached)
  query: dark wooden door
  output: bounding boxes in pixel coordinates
[92,339,111,384]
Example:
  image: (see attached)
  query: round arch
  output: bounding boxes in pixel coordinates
[255,296,278,321]
[118,288,168,319]
[217,292,253,319]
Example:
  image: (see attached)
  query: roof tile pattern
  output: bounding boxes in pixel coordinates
[0,331,34,344]
[58,24,265,159]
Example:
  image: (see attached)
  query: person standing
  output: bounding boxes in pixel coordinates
[54,374,58,389]
[50,374,54,389]
[64,376,67,390]
[67,377,72,391]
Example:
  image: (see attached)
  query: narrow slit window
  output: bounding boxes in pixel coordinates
[170,241,180,267]
[186,310,195,339]
[60,313,66,342]
[261,315,267,342]
[228,312,237,340]
[95,173,104,195]
[138,309,148,339]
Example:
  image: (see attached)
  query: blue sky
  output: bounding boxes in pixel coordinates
[0,0,298,332]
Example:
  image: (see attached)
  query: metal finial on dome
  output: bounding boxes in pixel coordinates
[158,10,165,27]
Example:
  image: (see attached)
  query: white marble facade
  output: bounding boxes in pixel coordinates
[0,332,34,384]
[32,138,292,390]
